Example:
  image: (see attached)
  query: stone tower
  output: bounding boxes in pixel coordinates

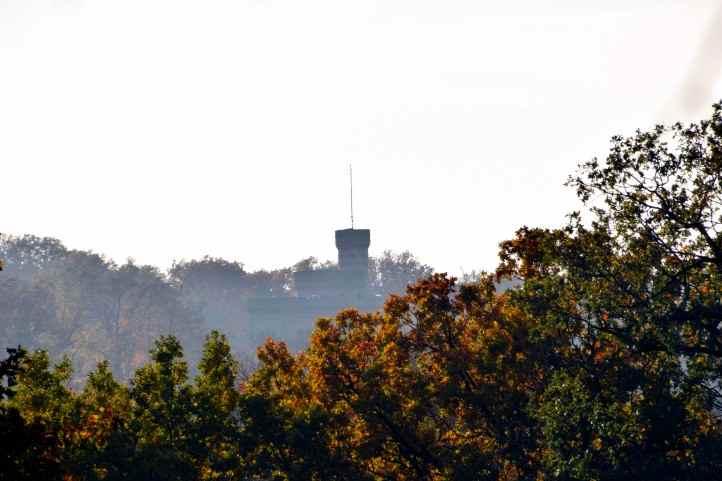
[335,228,370,290]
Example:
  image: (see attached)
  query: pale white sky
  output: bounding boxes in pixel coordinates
[2,0,721,275]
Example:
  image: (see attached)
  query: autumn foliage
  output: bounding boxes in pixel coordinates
[2,102,722,480]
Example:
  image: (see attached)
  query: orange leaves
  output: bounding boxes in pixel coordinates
[245,273,550,478]
[256,337,294,374]
[354,340,376,357]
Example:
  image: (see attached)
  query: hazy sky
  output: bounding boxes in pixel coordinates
[2,0,721,275]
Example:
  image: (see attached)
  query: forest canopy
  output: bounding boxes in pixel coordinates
[1,102,722,480]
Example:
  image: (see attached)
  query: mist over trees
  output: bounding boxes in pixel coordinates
[0,238,434,381]
[0,239,203,381]
[2,102,722,480]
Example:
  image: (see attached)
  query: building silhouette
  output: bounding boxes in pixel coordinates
[247,227,383,350]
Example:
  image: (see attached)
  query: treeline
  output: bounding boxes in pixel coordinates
[2,102,722,480]
[0,236,432,382]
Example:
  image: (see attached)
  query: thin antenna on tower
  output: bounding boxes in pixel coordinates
[349,162,354,229]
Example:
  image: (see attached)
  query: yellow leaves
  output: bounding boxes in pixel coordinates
[199,465,214,480]
[403,397,420,414]
[92,467,108,480]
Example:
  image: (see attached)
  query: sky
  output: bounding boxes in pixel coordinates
[2,0,721,275]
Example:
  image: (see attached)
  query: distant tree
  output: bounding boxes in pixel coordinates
[292,256,336,272]
[34,250,120,374]
[170,257,247,291]
[246,267,293,298]
[111,261,203,377]
[369,250,434,297]
[0,277,57,352]
[170,257,249,352]
[458,269,486,285]
[0,246,204,380]
[0,234,67,282]
[0,235,67,356]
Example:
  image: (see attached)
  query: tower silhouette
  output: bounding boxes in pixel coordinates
[335,228,370,290]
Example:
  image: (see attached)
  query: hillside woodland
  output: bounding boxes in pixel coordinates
[0,236,432,381]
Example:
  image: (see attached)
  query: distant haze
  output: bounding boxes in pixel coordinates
[2,0,721,275]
